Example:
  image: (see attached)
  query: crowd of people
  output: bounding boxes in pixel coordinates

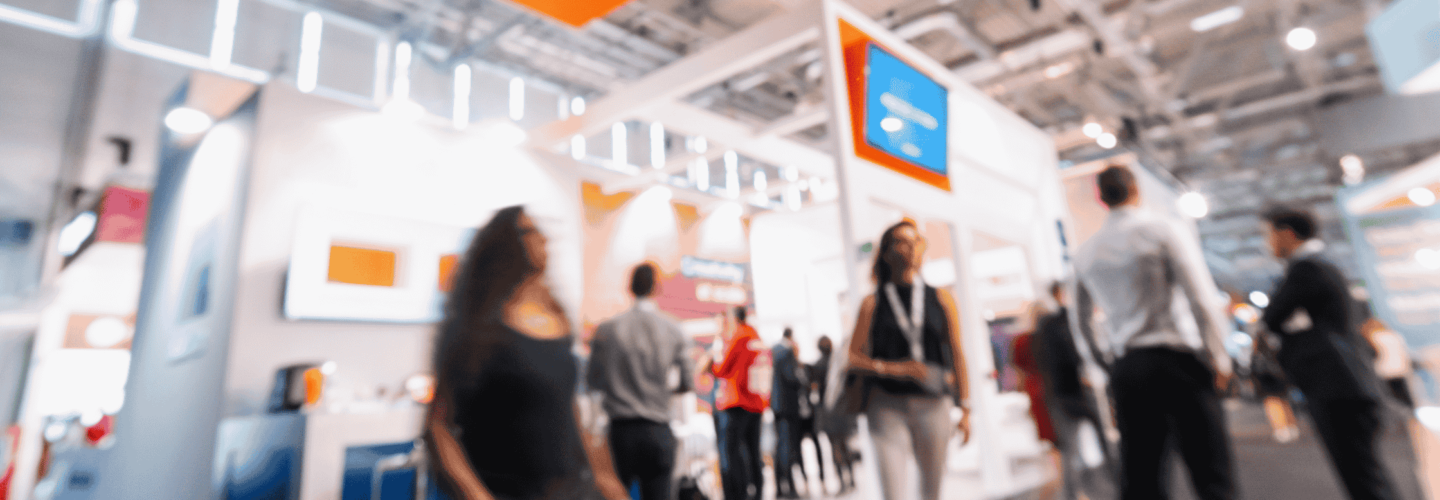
[417,164,1417,500]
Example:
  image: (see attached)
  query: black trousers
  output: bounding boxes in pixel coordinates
[1111,348,1237,500]
[609,418,677,500]
[720,408,764,500]
[797,416,824,484]
[774,415,801,496]
[1307,398,1401,500]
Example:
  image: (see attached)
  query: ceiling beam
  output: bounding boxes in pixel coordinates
[527,4,822,148]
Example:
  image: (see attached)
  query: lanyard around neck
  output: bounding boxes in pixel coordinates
[883,279,925,362]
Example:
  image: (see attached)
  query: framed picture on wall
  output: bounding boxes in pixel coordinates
[283,205,474,323]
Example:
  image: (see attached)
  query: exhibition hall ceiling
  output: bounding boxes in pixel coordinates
[229,0,1437,292]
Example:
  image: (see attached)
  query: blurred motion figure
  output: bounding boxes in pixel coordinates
[1262,207,1400,500]
[425,206,628,500]
[846,220,971,500]
[770,327,806,498]
[587,263,694,500]
[708,306,767,500]
[1070,166,1237,500]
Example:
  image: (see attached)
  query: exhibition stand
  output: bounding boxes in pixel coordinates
[7,2,1073,499]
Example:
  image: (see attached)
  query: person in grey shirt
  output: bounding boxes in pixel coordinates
[1069,165,1236,500]
[587,263,694,500]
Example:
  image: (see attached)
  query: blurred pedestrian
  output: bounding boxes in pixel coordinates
[1033,282,1117,500]
[846,220,971,500]
[1362,316,1414,409]
[587,263,694,500]
[1262,207,1400,500]
[1070,166,1237,500]
[709,306,767,500]
[813,336,856,493]
[771,328,805,498]
[425,206,628,500]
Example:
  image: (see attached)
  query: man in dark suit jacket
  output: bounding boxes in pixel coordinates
[1262,208,1399,500]
[770,328,806,498]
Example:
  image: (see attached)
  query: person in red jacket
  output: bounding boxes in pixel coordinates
[710,306,767,500]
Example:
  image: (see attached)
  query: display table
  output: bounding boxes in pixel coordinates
[217,408,424,500]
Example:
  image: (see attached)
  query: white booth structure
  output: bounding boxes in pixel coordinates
[5,1,1076,499]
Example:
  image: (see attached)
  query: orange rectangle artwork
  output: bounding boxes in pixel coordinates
[507,0,630,27]
[327,246,397,287]
[438,254,459,292]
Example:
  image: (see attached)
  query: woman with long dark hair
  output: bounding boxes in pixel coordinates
[846,220,971,500]
[424,206,628,500]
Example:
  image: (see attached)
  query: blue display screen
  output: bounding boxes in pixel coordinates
[863,43,948,175]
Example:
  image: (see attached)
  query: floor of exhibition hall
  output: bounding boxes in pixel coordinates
[768,399,1428,500]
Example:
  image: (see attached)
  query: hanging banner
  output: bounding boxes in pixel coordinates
[507,0,633,28]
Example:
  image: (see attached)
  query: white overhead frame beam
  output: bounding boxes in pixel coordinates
[641,103,836,178]
[527,3,823,148]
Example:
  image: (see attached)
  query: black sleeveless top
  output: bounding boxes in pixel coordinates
[870,283,954,395]
[454,326,602,500]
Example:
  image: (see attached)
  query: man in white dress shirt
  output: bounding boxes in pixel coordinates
[1069,165,1237,500]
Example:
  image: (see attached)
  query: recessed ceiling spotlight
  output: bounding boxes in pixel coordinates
[1097,132,1118,149]
[1082,122,1103,138]
[164,107,212,134]
[1409,187,1436,207]
[1286,27,1317,51]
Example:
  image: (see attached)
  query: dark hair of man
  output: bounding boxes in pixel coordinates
[1264,207,1318,240]
[783,328,793,339]
[630,263,657,297]
[817,336,833,356]
[873,220,919,284]
[1097,165,1136,207]
[734,306,747,324]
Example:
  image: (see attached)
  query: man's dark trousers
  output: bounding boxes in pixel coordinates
[721,408,764,500]
[609,418,678,500]
[1307,397,1399,500]
[1111,347,1237,500]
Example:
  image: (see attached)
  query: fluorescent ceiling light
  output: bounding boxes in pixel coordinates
[570,96,586,116]
[1190,6,1244,33]
[725,151,739,198]
[693,157,710,192]
[452,64,471,130]
[164,108,213,134]
[692,136,708,154]
[509,77,525,121]
[754,170,767,191]
[650,122,665,169]
[611,122,628,169]
[1286,27,1317,51]
[297,12,323,93]
[210,0,240,68]
[571,134,586,161]
[393,41,412,100]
